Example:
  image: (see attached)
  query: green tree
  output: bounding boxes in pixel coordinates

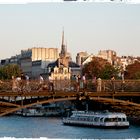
[82,57,119,79]
[0,64,21,80]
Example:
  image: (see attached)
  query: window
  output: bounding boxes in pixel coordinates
[94,117,100,122]
[59,68,63,74]
[122,118,126,122]
[64,69,67,74]
[100,118,104,122]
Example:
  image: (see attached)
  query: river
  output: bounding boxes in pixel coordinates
[0,116,140,139]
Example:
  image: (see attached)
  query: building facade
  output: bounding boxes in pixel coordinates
[21,47,59,62]
[76,51,89,66]
[20,47,59,78]
[97,50,117,65]
[47,30,80,82]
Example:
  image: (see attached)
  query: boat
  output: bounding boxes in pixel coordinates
[21,105,62,117]
[62,110,129,128]
[22,108,45,117]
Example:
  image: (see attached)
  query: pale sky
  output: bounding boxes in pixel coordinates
[0,2,140,61]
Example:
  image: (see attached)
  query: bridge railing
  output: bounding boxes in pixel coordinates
[0,79,140,93]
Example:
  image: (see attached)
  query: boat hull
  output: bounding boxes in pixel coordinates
[63,121,129,129]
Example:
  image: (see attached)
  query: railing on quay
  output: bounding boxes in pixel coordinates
[0,79,140,93]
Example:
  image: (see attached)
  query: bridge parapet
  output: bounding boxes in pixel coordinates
[0,79,140,117]
[0,79,140,93]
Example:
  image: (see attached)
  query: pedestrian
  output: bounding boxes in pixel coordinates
[38,74,44,92]
[12,76,17,92]
[25,74,31,92]
[25,74,30,85]
[39,74,44,85]
[21,73,26,91]
[82,74,87,90]
[97,77,102,92]
[48,74,54,92]
[76,75,80,92]
[111,75,115,93]
[16,76,22,92]
[72,75,77,91]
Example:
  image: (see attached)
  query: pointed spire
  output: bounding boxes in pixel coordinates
[60,27,66,57]
[65,40,67,52]
[62,27,64,46]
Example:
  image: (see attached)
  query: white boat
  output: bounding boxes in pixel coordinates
[63,110,129,128]
[21,107,61,117]
[22,108,45,117]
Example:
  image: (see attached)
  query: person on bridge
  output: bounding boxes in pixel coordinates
[97,77,102,92]
[48,74,54,92]
[12,76,21,92]
[111,75,115,93]
[76,75,81,92]
[20,73,26,92]
[24,74,31,92]
[38,74,44,92]
[82,74,87,90]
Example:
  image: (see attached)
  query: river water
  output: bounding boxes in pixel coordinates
[0,116,140,139]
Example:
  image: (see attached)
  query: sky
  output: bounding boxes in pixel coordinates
[0,2,140,61]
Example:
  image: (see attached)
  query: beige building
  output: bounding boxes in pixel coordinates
[21,47,59,61]
[76,51,89,66]
[51,65,71,81]
[20,47,59,78]
[47,30,80,83]
[47,59,71,90]
[97,50,117,65]
[48,30,71,80]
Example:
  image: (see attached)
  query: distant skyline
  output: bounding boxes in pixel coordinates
[0,3,140,61]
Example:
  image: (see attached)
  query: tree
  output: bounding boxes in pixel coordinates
[125,61,140,79]
[0,64,21,80]
[82,57,119,79]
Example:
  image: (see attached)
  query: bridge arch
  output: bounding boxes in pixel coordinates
[0,97,140,116]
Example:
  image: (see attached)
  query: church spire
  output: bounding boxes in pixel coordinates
[60,28,66,57]
[62,27,64,46]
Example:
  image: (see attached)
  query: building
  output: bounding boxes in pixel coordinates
[47,30,81,81]
[31,60,49,79]
[47,59,71,80]
[119,56,136,71]
[76,51,89,66]
[82,54,95,66]
[20,47,59,77]
[21,47,58,62]
[59,29,72,67]
[97,50,117,65]
[20,57,32,77]
[0,58,10,66]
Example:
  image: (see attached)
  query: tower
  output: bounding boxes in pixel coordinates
[59,29,67,58]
